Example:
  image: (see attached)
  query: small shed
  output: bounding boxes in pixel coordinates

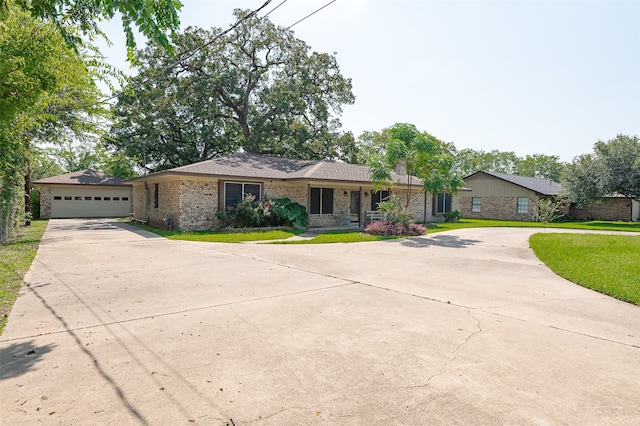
[34,170,132,218]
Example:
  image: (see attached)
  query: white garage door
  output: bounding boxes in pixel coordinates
[51,187,132,218]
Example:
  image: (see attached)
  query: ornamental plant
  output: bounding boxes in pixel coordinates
[216,196,307,229]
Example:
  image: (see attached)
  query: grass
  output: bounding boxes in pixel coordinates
[272,229,402,244]
[0,220,48,334]
[125,220,304,243]
[427,219,640,234]
[529,233,640,305]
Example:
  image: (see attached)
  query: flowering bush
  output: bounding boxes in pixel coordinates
[536,198,567,224]
[364,220,426,236]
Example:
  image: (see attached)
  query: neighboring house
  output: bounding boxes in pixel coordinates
[126,153,461,231]
[460,170,640,222]
[460,171,561,221]
[570,195,640,222]
[34,170,132,219]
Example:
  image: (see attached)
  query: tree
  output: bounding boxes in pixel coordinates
[368,123,464,208]
[562,134,640,205]
[107,10,356,171]
[1,0,181,60]
[453,148,520,177]
[352,129,391,165]
[518,154,565,181]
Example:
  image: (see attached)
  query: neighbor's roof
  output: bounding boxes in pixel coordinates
[465,170,562,196]
[128,153,423,186]
[33,170,131,186]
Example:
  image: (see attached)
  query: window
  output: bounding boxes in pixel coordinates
[122,197,129,201]
[517,197,528,214]
[84,196,92,200]
[154,183,159,208]
[371,190,390,211]
[104,197,111,201]
[471,197,481,212]
[53,196,61,200]
[95,196,101,201]
[64,196,72,200]
[74,196,82,201]
[310,188,334,214]
[224,182,261,208]
[113,197,120,201]
[434,193,452,214]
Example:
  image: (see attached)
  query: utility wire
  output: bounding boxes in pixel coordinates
[287,0,337,29]
[98,0,273,104]
[264,0,288,17]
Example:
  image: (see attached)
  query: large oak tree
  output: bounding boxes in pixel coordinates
[107,9,356,172]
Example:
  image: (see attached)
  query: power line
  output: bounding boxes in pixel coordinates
[98,0,273,105]
[265,0,288,17]
[287,0,337,29]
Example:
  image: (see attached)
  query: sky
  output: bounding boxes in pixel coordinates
[96,0,640,162]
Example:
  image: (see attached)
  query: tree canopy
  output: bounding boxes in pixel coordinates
[2,0,182,60]
[107,9,356,172]
[562,134,640,205]
[368,123,464,207]
[452,148,565,181]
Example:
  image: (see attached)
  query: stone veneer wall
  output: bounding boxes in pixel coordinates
[178,180,218,231]
[39,186,51,218]
[131,184,146,221]
[570,198,632,221]
[146,180,180,229]
[460,196,538,221]
[263,183,308,206]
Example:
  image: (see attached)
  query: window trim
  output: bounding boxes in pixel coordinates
[153,183,159,208]
[223,181,262,209]
[434,192,452,215]
[310,187,334,215]
[471,197,481,213]
[517,197,528,214]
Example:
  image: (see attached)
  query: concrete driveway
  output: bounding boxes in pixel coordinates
[1,219,639,425]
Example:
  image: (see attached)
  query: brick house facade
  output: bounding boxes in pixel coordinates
[127,153,460,231]
[460,170,639,222]
[460,171,562,221]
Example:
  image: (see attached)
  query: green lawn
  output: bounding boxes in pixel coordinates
[125,221,304,242]
[530,233,640,305]
[272,229,402,244]
[428,219,640,234]
[0,220,48,334]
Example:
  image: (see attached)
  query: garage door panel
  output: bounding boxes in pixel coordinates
[51,188,131,218]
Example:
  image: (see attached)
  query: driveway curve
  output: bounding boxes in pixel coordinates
[1,219,639,425]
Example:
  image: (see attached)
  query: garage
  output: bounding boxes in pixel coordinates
[34,170,132,219]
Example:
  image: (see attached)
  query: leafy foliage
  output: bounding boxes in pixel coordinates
[216,196,307,229]
[368,123,463,207]
[562,134,640,205]
[453,149,565,181]
[443,210,460,223]
[2,0,182,61]
[108,10,356,172]
[536,198,566,224]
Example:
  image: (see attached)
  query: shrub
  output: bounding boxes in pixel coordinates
[216,196,307,229]
[377,195,413,227]
[443,210,460,223]
[364,220,426,236]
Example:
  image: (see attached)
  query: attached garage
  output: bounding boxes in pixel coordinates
[34,170,132,219]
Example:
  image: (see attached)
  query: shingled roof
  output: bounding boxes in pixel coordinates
[33,170,131,186]
[466,170,562,196]
[130,153,422,186]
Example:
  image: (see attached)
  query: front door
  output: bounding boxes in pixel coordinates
[350,191,361,224]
